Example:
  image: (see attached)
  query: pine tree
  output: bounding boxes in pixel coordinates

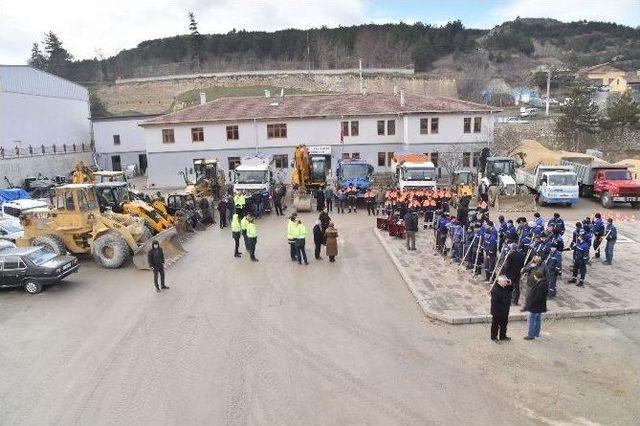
[188,11,203,71]
[412,37,436,72]
[556,85,600,151]
[601,92,640,130]
[43,31,73,77]
[29,43,47,70]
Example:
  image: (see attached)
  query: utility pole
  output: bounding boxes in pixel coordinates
[545,66,552,116]
[359,57,363,95]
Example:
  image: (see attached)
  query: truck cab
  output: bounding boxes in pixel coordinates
[390,153,436,191]
[537,170,579,206]
[233,156,274,194]
[336,159,374,192]
[594,168,640,208]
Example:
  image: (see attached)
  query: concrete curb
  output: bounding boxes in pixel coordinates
[374,227,639,325]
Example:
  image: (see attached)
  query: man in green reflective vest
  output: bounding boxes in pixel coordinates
[231,212,242,258]
[287,212,298,261]
[246,216,258,262]
[234,191,247,219]
[240,214,250,252]
[295,218,309,265]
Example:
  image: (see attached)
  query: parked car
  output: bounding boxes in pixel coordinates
[0,246,79,294]
[0,219,23,242]
[520,107,539,118]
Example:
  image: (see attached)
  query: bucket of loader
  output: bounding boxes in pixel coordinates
[132,227,187,270]
[293,193,312,212]
[495,194,536,213]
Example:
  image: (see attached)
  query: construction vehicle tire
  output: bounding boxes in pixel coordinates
[32,235,67,255]
[92,232,130,269]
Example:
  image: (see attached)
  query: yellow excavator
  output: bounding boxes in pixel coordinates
[71,161,95,184]
[291,145,313,211]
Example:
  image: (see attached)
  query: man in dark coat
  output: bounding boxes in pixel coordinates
[217,198,227,228]
[500,243,525,305]
[313,220,324,260]
[522,270,548,340]
[316,188,326,212]
[490,275,513,342]
[147,241,169,293]
[273,186,283,216]
[403,208,419,251]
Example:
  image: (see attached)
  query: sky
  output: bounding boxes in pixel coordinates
[1,0,639,64]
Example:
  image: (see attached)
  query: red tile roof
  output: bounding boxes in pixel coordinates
[141,93,498,126]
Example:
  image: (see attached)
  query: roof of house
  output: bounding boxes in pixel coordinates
[140,93,498,126]
[576,62,626,76]
[0,65,88,101]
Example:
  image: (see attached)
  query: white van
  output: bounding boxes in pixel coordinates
[1,199,49,219]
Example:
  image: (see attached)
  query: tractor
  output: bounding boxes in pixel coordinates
[16,184,185,269]
[478,156,535,212]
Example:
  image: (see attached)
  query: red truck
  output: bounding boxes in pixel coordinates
[560,157,640,209]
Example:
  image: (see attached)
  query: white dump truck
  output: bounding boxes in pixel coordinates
[390,153,437,191]
[515,164,579,206]
[233,155,275,193]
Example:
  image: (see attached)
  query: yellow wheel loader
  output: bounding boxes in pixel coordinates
[16,184,185,269]
[450,169,475,208]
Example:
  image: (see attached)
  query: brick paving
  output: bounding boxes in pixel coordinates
[375,224,640,324]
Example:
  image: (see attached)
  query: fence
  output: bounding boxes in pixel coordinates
[0,142,94,159]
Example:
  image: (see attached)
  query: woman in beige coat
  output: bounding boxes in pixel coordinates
[325,222,339,262]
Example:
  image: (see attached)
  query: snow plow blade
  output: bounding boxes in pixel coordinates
[495,194,536,213]
[293,193,312,212]
[132,227,187,270]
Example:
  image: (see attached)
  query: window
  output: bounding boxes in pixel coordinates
[351,152,360,159]
[351,121,359,136]
[274,154,288,169]
[2,257,24,270]
[462,152,471,167]
[377,120,385,135]
[472,151,480,167]
[420,118,429,134]
[191,127,204,142]
[387,120,395,136]
[342,153,351,160]
[463,118,471,134]
[341,121,350,136]
[228,157,241,170]
[378,152,386,167]
[162,129,175,143]
[431,118,439,134]
[226,125,239,140]
[430,152,439,167]
[113,135,121,145]
[267,123,287,138]
[473,117,482,133]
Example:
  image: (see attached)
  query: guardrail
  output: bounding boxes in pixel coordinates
[0,143,93,159]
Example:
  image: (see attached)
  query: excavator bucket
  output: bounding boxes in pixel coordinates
[293,193,312,212]
[495,194,536,213]
[132,227,187,270]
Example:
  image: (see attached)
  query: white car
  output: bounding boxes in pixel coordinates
[0,219,23,242]
[1,199,49,219]
[520,107,539,118]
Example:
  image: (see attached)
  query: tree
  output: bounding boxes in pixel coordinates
[412,36,436,72]
[29,43,47,70]
[601,92,640,130]
[556,85,600,151]
[188,11,203,70]
[43,31,73,77]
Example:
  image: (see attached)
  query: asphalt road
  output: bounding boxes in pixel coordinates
[1,200,639,425]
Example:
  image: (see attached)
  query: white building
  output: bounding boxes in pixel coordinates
[140,92,498,188]
[0,65,90,152]
[92,114,159,173]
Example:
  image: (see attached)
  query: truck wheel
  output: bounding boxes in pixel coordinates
[601,192,613,209]
[32,235,66,255]
[23,280,42,295]
[92,232,130,269]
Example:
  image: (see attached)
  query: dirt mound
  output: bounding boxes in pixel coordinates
[615,159,640,179]
[511,139,596,170]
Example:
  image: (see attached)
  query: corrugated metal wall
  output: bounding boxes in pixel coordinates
[0,65,88,101]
